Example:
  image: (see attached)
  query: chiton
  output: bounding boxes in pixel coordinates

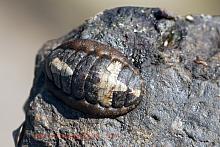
[45,39,143,118]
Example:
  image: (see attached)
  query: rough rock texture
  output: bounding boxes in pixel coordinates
[13,7,220,146]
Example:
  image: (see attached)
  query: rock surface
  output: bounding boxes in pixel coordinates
[13,7,220,146]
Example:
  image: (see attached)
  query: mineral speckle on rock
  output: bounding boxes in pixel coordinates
[13,7,220,146]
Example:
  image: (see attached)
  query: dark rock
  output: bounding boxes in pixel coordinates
[13,7,220,146]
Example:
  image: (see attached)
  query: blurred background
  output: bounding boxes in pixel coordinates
[0,0,219,146]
